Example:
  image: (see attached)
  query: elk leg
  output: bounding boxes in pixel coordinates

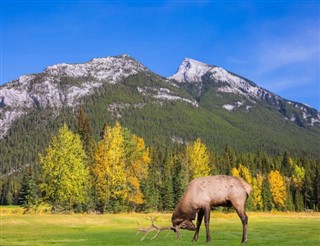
[234,206,248,243]
[192,209,204,242]
[240,212,248,243]
[204,207,211,242]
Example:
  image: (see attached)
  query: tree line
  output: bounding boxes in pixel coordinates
[3,108,320,213]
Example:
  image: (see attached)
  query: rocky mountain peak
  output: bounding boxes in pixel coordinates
[44,54,148,82]
[169,58,212,83]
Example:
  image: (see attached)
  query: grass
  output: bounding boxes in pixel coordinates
[1,208,319,245]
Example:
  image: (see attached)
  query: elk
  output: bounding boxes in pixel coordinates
[138,175,252,243]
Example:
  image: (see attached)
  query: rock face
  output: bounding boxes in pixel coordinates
[1,55,319,139]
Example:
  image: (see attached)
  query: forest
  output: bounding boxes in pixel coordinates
[1,108,319,213]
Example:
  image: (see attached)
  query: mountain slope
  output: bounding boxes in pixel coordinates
[0,55,319,176]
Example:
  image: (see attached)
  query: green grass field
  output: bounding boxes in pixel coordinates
[1,208,319,245]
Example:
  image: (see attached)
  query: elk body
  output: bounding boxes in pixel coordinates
[171,175,252,243]
[138,175,252,243]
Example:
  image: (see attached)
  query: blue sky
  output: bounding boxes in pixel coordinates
[1,0,319,110]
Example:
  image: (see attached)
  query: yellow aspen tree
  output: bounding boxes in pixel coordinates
[268,170,287,209]
[233,164,253,209]
[92,122,127,209]
[186,138,210,180]
[292,163,305,190]
[125,134,151,204]
[92,135,110,206]
[39,124,89,212]
[238,164,252,185]
[107,122,127,200]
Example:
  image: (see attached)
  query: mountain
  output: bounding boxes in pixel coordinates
[1,54,320,175]
[170,58,320,127]
[0,55,149,138]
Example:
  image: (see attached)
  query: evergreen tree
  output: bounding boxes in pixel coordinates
[281,151,292,177]
[142,152,161,211]
[3,181,13,205]
[302,170,313,210]
[19,169,40,212]
[285,183,295,211]
[294,189,304,211]
[77,107,95,162]
[313,166,320,211]
[262,176,273,211]
[172,147,188,205]
[160,150,175,211]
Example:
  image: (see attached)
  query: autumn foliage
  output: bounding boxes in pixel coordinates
[34,112,319,213]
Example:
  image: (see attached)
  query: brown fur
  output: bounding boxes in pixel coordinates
[171,175,252,243]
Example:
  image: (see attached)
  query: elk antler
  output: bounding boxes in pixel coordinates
[136,217,180,240]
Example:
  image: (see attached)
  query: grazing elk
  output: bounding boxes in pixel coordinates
[138,175,252,243]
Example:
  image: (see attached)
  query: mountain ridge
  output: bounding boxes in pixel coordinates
[0,54,319,158]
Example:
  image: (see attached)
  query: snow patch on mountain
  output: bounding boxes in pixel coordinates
[223,104,235,111]
[223,101,244,111]
[137,86,199,107]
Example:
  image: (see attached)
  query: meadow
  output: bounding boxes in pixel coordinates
[1,207,319,245]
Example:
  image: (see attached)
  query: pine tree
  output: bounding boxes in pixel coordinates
[160,150,174,211]
[313,166,320,211]
[142,151,161,211]
[172,147,188,206]
[262,176,273,211]
[286,183,295,211]
[39,124,90,212]
[77,107,95,162]
[302,173,313,210]
[19,169,40,212]
[294,189,304,211]
[281,151,292,177]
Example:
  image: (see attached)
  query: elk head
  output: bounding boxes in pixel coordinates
[136,217,181,240]
[172,217,196,231]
